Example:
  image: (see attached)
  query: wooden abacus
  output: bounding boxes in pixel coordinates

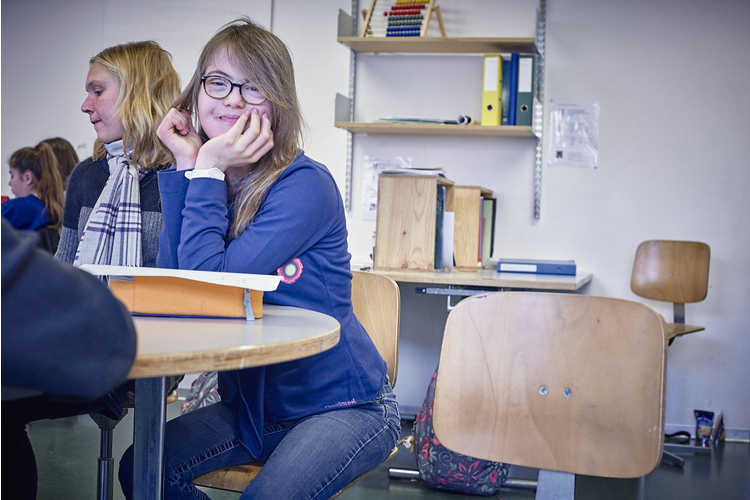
[360,0,446,38]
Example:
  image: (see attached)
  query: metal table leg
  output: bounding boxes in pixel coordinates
[133,376,167,500]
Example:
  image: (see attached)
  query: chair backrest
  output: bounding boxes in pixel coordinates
[351,270,400,387]
[36,226,60,255]
[631,240,710,304]
[432,292,667,479]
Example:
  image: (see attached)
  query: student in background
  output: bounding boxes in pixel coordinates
[118,18,400,500]
[53,36,182,436]
[3,41,180,499]
[2,143,65,254]
[37,137,80,190]
[1,219,137,500]
[55,40,180,269]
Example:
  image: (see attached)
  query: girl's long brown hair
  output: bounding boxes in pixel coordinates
[37,137,79,189]
[10,143,65,229]
[174,18,304,237]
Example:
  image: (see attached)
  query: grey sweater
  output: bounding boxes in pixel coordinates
[55,156,164,266]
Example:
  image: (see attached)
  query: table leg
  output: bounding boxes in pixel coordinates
[133,376,167,500]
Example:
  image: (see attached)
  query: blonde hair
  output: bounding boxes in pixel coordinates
[91,41,181,170]
[10,143,65,230]
[174,17,304,237]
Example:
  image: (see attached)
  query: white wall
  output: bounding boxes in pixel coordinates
[0,0,273,169]
[3,0,749,439]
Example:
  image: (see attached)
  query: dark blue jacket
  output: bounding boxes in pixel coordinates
[1,219,136,401]
[1,194,50,231]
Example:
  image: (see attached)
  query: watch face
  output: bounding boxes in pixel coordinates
[186,168,225,180]
[207,168,224,179]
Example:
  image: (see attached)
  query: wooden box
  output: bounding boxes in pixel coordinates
[374,175,495,271]
[452,185,494,268]
[374,174,454,271]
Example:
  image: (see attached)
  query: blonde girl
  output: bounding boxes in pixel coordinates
[55,40,181,267]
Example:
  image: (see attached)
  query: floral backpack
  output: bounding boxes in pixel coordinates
[181,371,221,414]
[413,369,510,496]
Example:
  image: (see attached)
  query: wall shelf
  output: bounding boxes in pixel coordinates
[334,120,535,138]
[336,36,538,55]
[336,2,546,218]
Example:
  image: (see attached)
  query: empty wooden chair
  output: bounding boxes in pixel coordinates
[631,240,711,465]
[631,240,710,345]
[193,270,401,497]
[432,292,667,499]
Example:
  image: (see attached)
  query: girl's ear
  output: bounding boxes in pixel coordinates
[23,171,36,186]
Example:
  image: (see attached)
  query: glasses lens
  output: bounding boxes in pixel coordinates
[202,76,267,105]
[203,76,231,99]
[241,84,266,105]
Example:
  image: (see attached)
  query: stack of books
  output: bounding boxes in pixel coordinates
[495,258,577,276]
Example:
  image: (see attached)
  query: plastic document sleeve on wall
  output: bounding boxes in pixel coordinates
[547,101,600,168]
[362,156,412,221]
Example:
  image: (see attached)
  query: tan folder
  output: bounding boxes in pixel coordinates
[108,277,265,319]
[79,265,281,320]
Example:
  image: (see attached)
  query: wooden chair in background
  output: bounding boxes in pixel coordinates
[631,240,710,345]
[432,292,668,499]
[193,270,401,497]
[631,240,711,465]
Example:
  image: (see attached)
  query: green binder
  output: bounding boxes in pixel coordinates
[515,54,536,127]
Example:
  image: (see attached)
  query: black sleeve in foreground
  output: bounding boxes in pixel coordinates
[1,219,137,401]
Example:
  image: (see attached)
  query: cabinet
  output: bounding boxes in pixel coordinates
[335,3,547,218]
[373,175,493,271]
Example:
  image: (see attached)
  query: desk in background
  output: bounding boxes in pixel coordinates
[129,305,340,500]
[372,268,592,290]
[368,268,593,415]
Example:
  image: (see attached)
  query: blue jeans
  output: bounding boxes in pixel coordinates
[119,377,400,499]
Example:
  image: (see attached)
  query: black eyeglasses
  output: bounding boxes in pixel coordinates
[200,75,267,105]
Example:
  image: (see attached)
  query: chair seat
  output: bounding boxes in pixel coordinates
[121,390,179,409]
[194,463,265,492]
[193,446,399,495]
[666,323,704,340]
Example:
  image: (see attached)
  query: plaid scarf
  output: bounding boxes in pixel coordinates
[74,141,143,267]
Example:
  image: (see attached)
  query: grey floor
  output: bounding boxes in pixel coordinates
[27,401,750,500]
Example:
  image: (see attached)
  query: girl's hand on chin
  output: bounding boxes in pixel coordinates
[195,109,274,173]
[157,108,203,171]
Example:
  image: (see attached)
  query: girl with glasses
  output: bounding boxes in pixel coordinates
[118,18,400,500]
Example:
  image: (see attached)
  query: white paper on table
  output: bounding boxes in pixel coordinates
[79,265,281,291]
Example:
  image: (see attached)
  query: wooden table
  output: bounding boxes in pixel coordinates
[128,305,341,500]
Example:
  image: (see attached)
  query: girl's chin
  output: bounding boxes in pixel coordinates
[205,122,239,138]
